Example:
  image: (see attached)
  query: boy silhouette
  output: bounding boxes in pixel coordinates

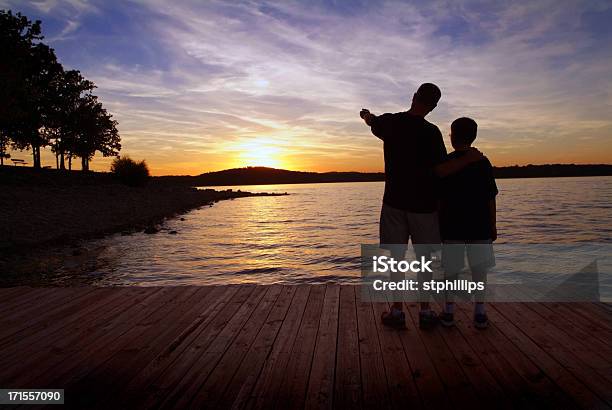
[438,117,498,329]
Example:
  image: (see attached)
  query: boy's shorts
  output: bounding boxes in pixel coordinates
[442,240,495,273]
[379,203,440,256]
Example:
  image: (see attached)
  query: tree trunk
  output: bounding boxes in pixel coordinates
[68,155,72,171]
[32,146,38,168]
[60,151,65,170]
[32,145,42,169]
[81,157,89,171]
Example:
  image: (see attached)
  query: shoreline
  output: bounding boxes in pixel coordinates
[0,184,287,252]
[0,169,287,284]
[157,164,612,187]
[0,188,287,286]
[193,173,612,188]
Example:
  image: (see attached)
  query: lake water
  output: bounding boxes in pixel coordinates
[48,176,612,288]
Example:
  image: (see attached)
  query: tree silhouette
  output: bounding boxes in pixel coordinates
[0,10,62,168]
[0,132,9,165]
[47,69,95,169]
[0,9,121,170]
[70,95,121,171]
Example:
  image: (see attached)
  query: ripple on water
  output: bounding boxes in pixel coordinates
[34,177,612,285]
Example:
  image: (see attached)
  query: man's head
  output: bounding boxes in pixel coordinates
[411,83,441,115]
[451,117,478,149]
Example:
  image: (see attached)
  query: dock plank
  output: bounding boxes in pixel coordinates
[0,286,38,307]
[243,285,311,410]
[305,284,340,410]
[215,285,297,409]
[494,302,612,405]
[0,285,609,410]
[73,287,211,409]
[453,302,573,409]
[385,293,449,409]
[0,287,152,386]
[274,284,326,410]
[356,286,390,409]
[488,302,609,408]
[404,302,480,408]
[122,285,241,409]
[24,287,181,390]
[0,287,97,343]
[429,300,510,409]
[189,285,284,408]
[333,285,362,410]
[528,303,612,362]
[157,285,267,409]
[542,302,612,349]
[575,303,612,330]
[369,293,421,409]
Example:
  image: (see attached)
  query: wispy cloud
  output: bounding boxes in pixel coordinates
[4,0,612,173]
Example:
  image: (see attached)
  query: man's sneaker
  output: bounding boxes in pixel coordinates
[474,313,489,329]
[419,310,439,330]
[440,311,455,327]
[381,310,406,329]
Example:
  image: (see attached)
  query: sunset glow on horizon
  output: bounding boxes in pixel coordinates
[3,0,612,175]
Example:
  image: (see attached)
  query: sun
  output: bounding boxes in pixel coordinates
[242,145,281,167]
[236,139,284,168]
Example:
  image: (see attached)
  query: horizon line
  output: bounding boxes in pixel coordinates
[160,163,612,177]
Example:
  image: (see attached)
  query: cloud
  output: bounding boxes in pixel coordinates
[5,0,612,173]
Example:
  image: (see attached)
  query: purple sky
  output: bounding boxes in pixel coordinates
[3,0,612,174]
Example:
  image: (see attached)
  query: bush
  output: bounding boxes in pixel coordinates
[111,156,150,187]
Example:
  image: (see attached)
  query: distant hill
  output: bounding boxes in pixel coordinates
[493,164,612,179]
[157,167,384,186]
[157,164,612,186]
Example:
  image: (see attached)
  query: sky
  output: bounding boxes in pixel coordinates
[3,0,612,175]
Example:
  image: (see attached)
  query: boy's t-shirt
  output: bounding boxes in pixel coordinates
[370,112,447,213]
[440,151,498,240]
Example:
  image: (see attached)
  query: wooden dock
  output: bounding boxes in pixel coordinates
[0,285,611,409]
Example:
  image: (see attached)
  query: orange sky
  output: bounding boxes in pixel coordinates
[26,134,612,176]
[6,0,612,176]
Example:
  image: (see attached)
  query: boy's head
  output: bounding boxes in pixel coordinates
[451,117,478,149]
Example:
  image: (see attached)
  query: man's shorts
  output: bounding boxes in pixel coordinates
[379,203,440,256]
[442,240,495,273]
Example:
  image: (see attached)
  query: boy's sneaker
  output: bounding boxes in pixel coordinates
[419,310,439,330]
[440,311,455,327]
[381,309,406,329]
[474,313,489,329]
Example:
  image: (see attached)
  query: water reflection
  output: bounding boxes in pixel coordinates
[45,176,612,286]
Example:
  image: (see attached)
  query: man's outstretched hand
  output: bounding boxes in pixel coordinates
[360,108,374,125]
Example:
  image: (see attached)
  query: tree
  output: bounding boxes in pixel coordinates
[47,69,95,169]
[0,132,9,165]
[70,95,121,171]
[1,10,121,170]
[111,156,150,186]
[0,10,62,168]
[0,10,40,130]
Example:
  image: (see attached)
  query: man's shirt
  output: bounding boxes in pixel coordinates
[371,112,447,213]
[440,150,499,240]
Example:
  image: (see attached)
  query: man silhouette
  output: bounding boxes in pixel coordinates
[360,83,483,329]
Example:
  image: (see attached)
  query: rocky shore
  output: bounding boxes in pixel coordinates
[0,167,287,251]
